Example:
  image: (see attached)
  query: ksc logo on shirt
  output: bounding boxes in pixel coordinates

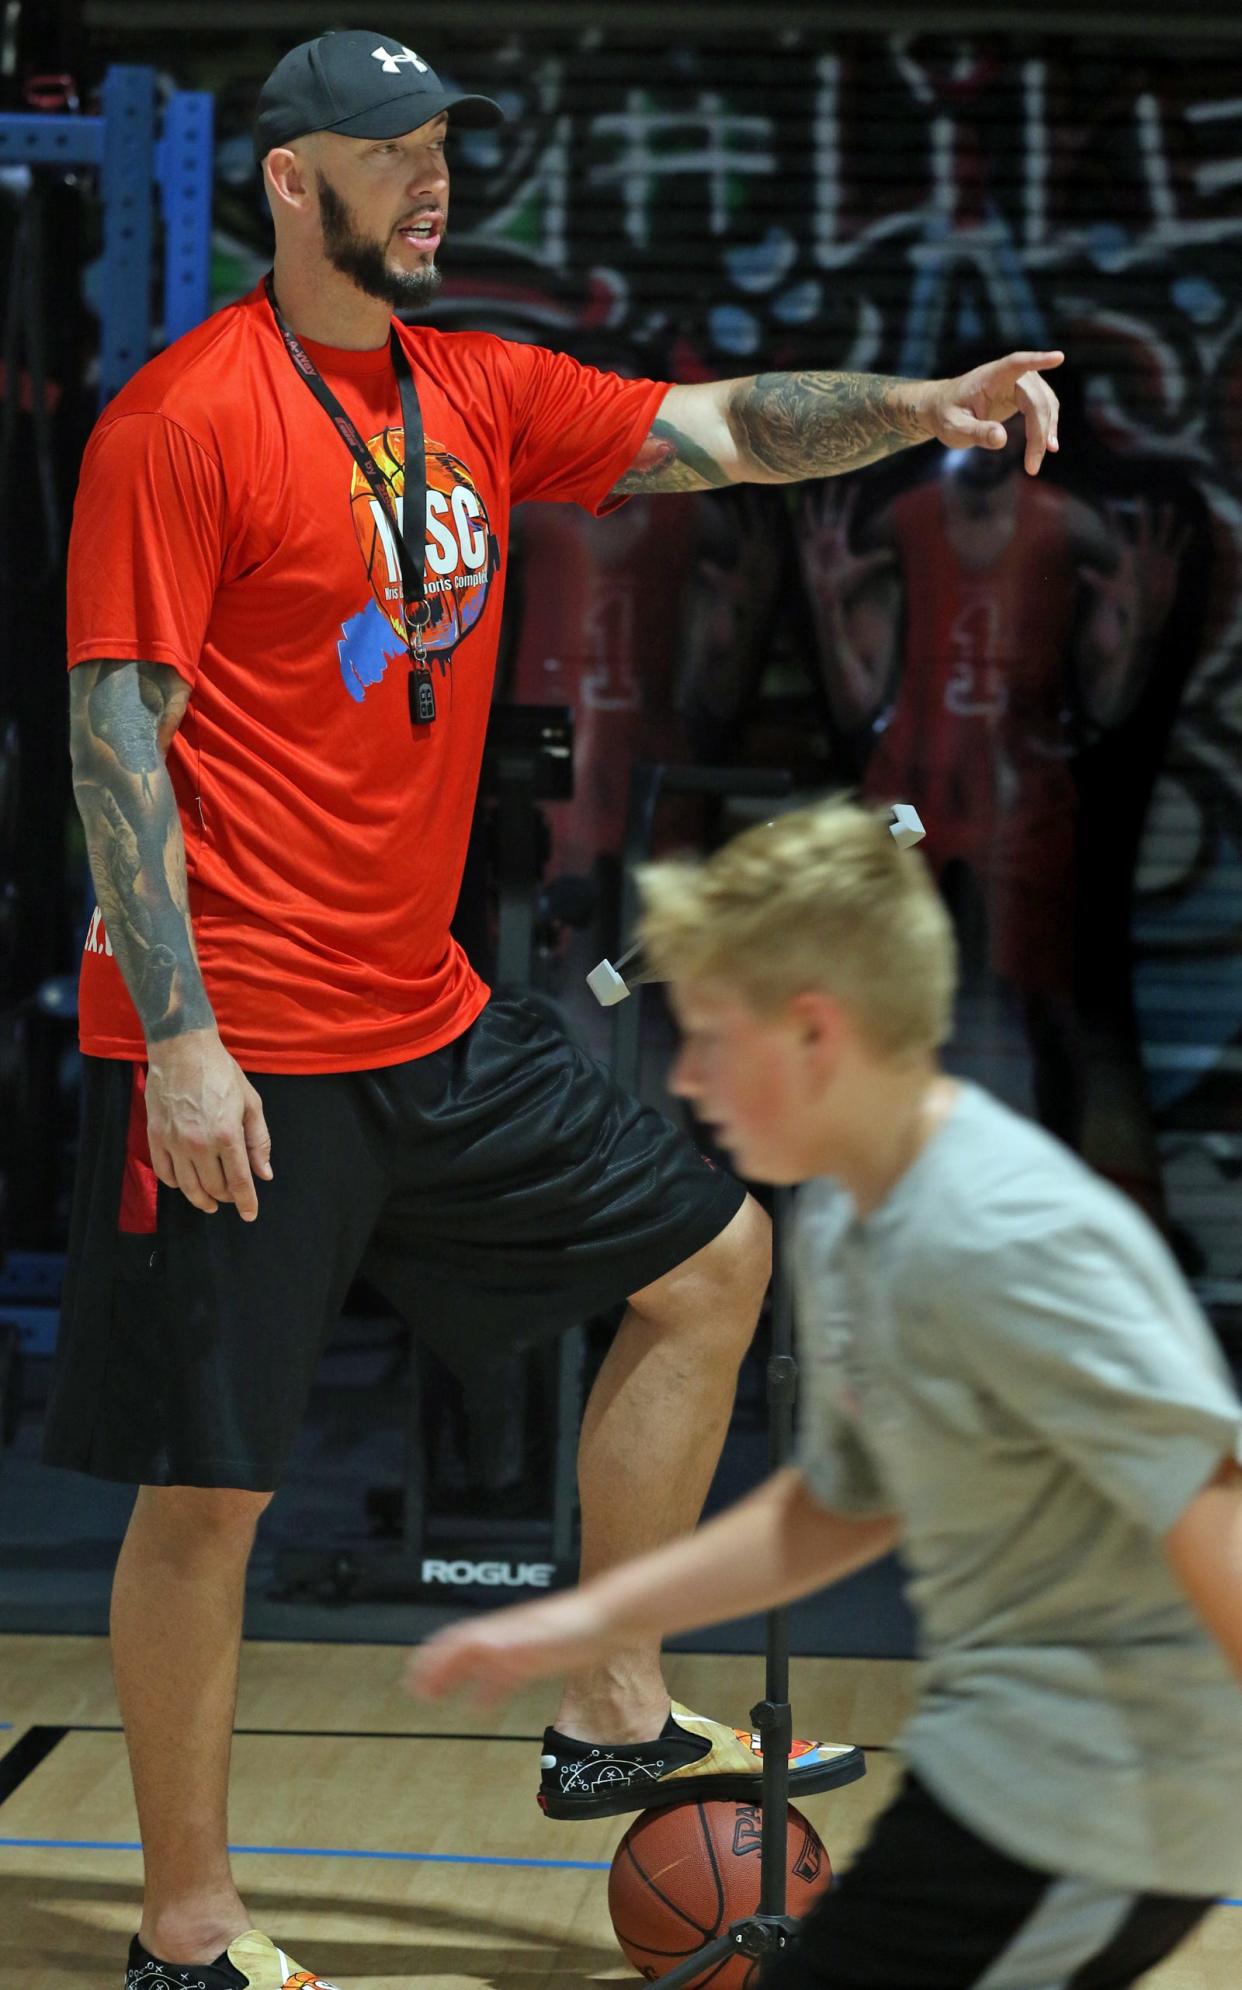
[338,428,501,704]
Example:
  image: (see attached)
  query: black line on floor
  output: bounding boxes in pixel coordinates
[0,1726,69,1807]
[52,1724,545,1743]
[46,1722,891,1754]
[234,1728,546,1742]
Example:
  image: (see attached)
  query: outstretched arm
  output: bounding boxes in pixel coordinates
[610,350,1063,498]
[406,1466,900,1708]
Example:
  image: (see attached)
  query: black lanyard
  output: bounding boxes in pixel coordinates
[264,273,436,726]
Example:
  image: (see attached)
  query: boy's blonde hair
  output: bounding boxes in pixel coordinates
[637,795,957,1056]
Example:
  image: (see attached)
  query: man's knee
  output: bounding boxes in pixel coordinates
[132,1482,275,1554]
[706,1194,773,1309]
[631,1194,772,1337]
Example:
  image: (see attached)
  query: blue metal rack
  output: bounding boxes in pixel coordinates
[0,69,213,1379]
[0,64,214,407]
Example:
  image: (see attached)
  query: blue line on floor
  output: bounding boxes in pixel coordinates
[0,1836,610,1871]
[0,1837,1237,1902]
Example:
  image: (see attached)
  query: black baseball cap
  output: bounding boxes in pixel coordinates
[254,29,504,161]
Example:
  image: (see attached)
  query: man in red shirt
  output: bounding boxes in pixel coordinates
[49,29,1061,1990]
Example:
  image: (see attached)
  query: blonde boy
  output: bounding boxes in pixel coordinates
[411,796,1242,1990]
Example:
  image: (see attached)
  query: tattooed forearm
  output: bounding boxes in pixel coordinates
[728,372,930,481]
[608,371,935,502]
[85,663,167,801]
[610,417,734,496]
[69,660,214,1044]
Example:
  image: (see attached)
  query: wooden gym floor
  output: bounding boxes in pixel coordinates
[0,1636,1238,1988]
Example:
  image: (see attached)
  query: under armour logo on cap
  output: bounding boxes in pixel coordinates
[372,44,429,75]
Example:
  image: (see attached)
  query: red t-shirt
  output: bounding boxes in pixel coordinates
[68,283,665,1071]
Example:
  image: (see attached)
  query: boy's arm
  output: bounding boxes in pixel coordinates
[406,1466,900,1706]
[1164,1455,1242,1681]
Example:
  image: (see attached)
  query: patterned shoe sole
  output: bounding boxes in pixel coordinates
[540,1741,866,1818]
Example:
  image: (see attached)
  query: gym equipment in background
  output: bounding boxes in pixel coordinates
[0,65,212,411]
[0,65,214,1381]
[270,707,588,1608]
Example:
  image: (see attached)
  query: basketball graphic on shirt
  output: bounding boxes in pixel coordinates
[349,429,497,658]
[350,426,407,606]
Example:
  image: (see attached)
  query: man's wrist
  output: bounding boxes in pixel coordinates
[900,377,942,442]
[146,1022,223,1066]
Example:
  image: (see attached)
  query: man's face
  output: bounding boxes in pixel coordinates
[313,114,450,308]
[667,979,830,1186]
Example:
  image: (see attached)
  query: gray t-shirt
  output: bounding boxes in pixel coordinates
[794,1080,1242,1895]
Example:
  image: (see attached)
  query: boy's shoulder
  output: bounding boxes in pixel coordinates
[915,1082,1106,1225]
[796,1084,1169,1292]
[904,1089,1207,1358]
[878,1083,1168,1287]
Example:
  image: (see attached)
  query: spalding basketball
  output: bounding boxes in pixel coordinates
[608,1801,832,1987]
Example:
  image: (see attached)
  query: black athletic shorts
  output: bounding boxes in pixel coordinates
[42,992,746,1490]
[760,1772,1215,1990]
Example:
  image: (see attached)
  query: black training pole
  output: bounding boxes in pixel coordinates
[757,1184,799,1917]
[593,768,874,1990]
[650,1189,803,1988]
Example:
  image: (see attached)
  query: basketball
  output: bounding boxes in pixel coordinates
[608,1801,832,1986]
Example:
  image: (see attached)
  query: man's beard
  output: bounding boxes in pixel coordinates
[316,170,443,310]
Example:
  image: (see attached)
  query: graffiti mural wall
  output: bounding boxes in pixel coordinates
[184,20,1242,1322]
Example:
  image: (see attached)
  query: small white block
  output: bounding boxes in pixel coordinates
[889,802,926,849]
[587,959,632,1006]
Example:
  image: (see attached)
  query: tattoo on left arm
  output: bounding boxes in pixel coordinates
[610,417,734,496]
[607,372,932,502]
[727,372,928,481]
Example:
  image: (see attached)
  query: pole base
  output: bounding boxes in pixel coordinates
[653,1912,802,1988]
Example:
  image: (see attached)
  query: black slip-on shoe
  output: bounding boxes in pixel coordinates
[538,1698,866,1819]
[125,1930,341,1990]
